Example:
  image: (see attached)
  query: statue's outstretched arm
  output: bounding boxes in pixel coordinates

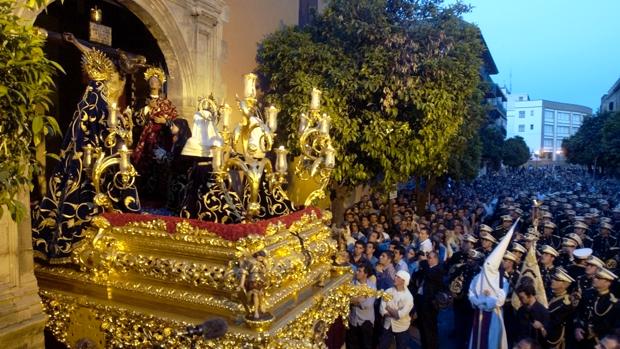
[63,32,91,54]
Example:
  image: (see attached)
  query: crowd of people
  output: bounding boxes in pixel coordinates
[339,166,620,349]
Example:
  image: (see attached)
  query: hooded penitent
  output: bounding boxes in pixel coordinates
[468,218,519,349]
[472,219,519,298]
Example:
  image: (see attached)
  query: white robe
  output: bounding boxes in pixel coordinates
[468,273,509,349]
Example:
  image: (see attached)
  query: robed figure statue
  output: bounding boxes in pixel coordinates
[32,33,141,264]
[131,67,178,202]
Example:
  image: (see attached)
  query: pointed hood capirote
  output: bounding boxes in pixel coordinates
[472,218,520,297]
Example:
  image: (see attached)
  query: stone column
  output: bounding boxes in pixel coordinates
[0,191,46,349]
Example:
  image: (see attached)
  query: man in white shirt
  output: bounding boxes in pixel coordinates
[347,263,376,349]
[418,228,433,254]
[378,270,414,349]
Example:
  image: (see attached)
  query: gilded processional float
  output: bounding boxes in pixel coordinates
[31,31,384,348]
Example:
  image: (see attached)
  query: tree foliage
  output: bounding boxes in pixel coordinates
[447,133,481,181]
[0,0,62,221]
[480,125,505,171]
[256,0,485,191]
[502,136,530,168]
[563,112,620,174]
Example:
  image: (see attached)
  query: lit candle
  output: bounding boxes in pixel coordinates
[243,73,257,99]
[310,88,321,110]
[211,145,223,171]
[298,113,308,134]
[108,102,117,128]
[324,145,335,168]
[319,113,330,135]
[222,103,231,130]
[266,105,278,132]
[275,146,288,174]
[83,144,93,168]
[119,144,129,172]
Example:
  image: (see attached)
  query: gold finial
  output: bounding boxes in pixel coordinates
[90,6,102,23]
[81,48,116,81]
[144,67,167,84]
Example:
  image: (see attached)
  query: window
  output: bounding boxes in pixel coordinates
[544,110,554,123]
[519,96,524,101]
[572,114,582,124]
[519,111,526,118]
[530,124,534,130]
[544,125,553,134]
[557,126,570,134]
[557,112,570,123]
[518,124,525,132]
[543,139,553,148]
[610,102,615,111]
[530,110,534,116]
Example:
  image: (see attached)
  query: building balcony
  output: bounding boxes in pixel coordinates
[486,97,507,120]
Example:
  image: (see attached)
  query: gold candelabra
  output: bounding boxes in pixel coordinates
[210,74,335,221]
[83,103,138,212]
[295,88,336,206]
[210,73,286,220]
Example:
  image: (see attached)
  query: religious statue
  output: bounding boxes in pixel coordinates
[333,228,352,266]
[237,250,272,320]
[179,96,245,223]
[131,67,178,202]
[32,32,141,264]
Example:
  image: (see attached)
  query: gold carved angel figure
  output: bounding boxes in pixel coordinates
[237,250,272,320]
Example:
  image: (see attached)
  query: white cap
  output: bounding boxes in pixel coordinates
[396,270,410,286]
[573,248,593,260]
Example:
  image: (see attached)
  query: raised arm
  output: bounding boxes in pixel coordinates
[63,32,90,54]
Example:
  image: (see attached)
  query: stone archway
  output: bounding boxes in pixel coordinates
[1,2,227,347]
[17,0,226,116]
[115,0,193,114]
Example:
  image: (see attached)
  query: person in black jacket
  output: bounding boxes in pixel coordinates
[546,268,576,349]
[515,283,550,346]
[574,267,620,349]
[450,249,482,349]
[412,251,444,349]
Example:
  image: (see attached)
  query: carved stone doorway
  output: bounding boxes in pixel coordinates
[33,0,168,193]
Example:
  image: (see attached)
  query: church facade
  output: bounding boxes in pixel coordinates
[2,1,300,347]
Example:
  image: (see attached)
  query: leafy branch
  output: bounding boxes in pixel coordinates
[0,0,63,221]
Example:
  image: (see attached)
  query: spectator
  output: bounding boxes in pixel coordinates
[347,263,376,349]
[378,270,414,349]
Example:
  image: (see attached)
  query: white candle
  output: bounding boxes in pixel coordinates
[119,144,129,172]
[83,144,93,168]
[108,102,117,128]
[243,73,257,99]
[310,88,321,110]
[211,145,223,171]
[275,146,288,174]
[324,145,335,168]
[222,103,231,130]
[267,106,278,132]
[298,113,308,134]
[319,113,330,135]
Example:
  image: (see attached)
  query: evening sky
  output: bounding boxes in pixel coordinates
[459,0,620,111]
